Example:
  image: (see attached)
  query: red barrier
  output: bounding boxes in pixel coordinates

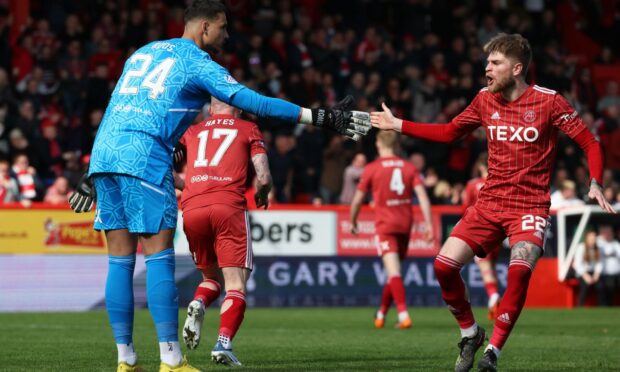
[525,258,575,308]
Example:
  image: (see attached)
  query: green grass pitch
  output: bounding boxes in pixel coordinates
[0,307,619,371]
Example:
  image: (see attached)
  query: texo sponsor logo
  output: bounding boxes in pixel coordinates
[487,125,539,142]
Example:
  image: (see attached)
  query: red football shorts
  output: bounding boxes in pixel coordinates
[375,233,410,260]
[474,245,501,263]
[451,205,549,258]
[182,204,253,270]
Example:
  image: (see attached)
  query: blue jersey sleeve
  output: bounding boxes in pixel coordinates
[192,58,244,103]
[230,87,300,123]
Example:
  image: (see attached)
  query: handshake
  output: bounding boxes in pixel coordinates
[309,95,372,141]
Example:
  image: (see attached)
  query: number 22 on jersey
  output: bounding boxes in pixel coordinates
[193,129,238,168]
[118,53,175,99]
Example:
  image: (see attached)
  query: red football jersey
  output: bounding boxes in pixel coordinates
[358,155,422,234]
[180,114,266,212]
[463,176,485,211]
[451,85,586,214]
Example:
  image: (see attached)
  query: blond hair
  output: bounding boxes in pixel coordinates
[483,33,532,76]
[377,130,398,149]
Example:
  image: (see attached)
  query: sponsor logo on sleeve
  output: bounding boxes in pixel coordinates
[224,74,238,84]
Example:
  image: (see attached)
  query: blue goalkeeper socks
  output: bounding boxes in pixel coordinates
[145,248,179,342]
[106,254,136,344]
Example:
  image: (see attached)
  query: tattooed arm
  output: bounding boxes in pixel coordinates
[251,153,272,209]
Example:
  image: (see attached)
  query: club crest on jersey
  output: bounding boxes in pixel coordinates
[523,110,536,123]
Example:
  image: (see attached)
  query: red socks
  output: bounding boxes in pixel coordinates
[434,255,476,329]
[388,276,407,313]
[379,276,408,314]
[219,290,246,340]
[379,283,393,314]
[484,281,499,298]
[489,260,532,350]
[194,279,221,306]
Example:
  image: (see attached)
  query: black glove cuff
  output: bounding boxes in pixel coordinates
[311,108,330,128]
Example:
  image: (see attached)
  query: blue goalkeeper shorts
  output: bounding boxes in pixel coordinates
[92,172,177,234]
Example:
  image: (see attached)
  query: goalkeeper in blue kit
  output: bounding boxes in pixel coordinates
[68,0,371,371]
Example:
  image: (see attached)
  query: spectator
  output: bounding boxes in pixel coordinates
[432,179,453,205]
[10,153,42,203]
[62,152,83,188]
[319,136,349,204]
[0,102,9,157]
[573,230,603,306]
[597,81,620,114]
[0,158,19,203]
[340,153,366,204]
[15,100,40,142]
[268,133,294,203]
[0,67,16,108]
[293,125,325,201]
[44,176,72,205]
[413,74,442,123]
[550,180,585,210]
[597,225,620,306]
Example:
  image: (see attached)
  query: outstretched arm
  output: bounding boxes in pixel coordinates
[371,102,475,143]
[572,128,616,213]
[230,89,371,140]
[349,189,366,234]
[414,184,434,242]
[251,153,272,210]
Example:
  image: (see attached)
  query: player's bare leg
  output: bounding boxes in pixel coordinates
[434,237,485,372]
[479,241,542,372]
[477,259,500,320]
[380,253,411,328]
[105,230,144,371]
[212,267,250,366]
[184,265,223,350]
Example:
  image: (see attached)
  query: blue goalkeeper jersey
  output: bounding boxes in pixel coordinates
[88,38,244,185]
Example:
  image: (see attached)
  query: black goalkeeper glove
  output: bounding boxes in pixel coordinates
[173,142,186,168]
[311,95,371,141]
[69,174,96,213]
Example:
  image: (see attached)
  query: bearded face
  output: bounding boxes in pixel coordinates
[485,51,518,94]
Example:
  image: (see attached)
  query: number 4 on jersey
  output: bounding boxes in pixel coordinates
[390,168,405,195]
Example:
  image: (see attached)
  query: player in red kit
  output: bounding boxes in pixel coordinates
[463,153,502,320]
[371,33,616,372]
[179,98,272,367]
[350,130,433,329]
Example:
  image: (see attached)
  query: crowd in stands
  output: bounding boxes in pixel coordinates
[1,0,620,210]
[572,225,620,306]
